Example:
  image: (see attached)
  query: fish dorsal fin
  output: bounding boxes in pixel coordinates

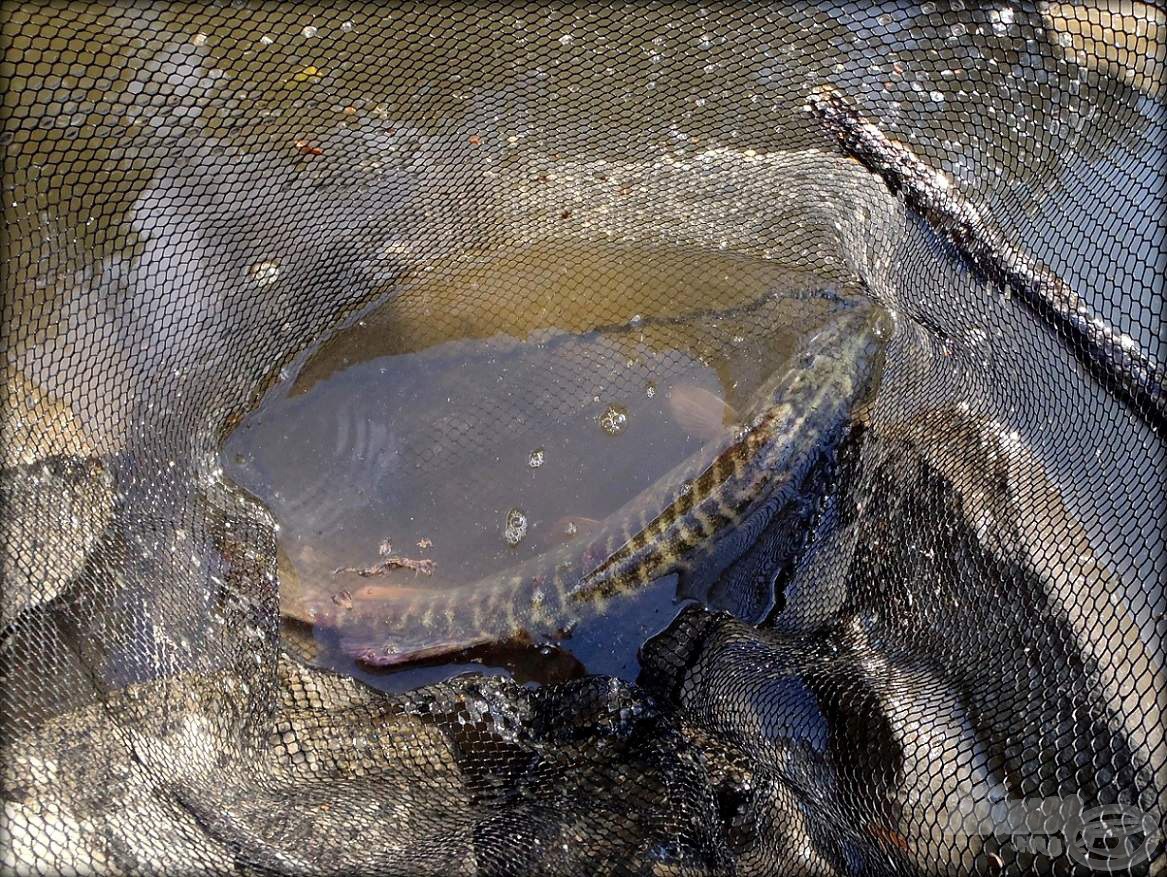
[667,383,737,443]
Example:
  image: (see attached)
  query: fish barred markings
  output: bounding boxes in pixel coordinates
[356,302,885,665]
[593,316,861,589]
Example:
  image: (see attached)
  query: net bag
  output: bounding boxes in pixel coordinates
[1,3,1163,875]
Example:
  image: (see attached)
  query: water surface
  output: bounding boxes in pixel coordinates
[222,240,852,689]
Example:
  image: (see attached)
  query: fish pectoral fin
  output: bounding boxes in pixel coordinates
[667,383,738,443]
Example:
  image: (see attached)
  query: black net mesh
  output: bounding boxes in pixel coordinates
[1,2,1164,875]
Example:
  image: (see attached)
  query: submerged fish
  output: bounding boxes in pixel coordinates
[341,299,890,667]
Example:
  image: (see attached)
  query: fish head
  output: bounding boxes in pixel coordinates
[353,640,456,668]
[345,627,496,669]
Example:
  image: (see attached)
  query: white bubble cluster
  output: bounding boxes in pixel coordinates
[248,260,281,287]
[599,404,629,436]
[503,507,528,546]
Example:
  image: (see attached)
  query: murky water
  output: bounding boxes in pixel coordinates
[222,240,850,689]
[6,0,1160,699]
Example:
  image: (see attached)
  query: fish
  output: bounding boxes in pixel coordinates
[340,300,890,667]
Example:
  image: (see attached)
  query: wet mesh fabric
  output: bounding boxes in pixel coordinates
[1,2,1164,875]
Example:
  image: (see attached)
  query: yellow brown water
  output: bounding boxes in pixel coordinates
[289,240,842,392]
[221,240,868,683]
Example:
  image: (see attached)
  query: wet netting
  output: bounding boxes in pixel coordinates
[2,2,1164,875]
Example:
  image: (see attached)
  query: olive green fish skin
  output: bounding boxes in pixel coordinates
[350,302,889,667]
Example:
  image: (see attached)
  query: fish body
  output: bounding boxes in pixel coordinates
[346,300,889,667]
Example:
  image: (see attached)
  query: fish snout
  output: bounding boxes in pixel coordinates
[348,630,495,668]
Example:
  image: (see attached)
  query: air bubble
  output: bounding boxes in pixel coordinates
[302,25,319,38]
[248,260,281,286]
[599,404,629,435]
[503,508,528,546]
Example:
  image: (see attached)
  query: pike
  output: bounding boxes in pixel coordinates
[343,300,889,667]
